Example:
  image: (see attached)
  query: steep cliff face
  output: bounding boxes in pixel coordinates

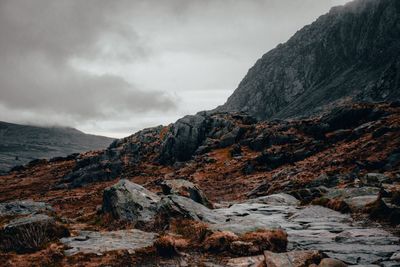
[217,0,400,120]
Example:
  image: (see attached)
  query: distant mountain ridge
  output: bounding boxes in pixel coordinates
[0,121,114,173]
[217,0,400,120]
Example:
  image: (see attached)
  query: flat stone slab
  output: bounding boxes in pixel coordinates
[61,229,157,256]
[285,206,400,265]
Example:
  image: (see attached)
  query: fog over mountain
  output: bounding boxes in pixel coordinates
[0,0,350,138]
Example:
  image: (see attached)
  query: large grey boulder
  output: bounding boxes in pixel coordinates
[102,179,160,224]
[160,179,213,208]
[0,214,69,252]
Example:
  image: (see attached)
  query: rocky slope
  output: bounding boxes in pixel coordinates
[1,102,400,266]
[0,121,114,174]
[217,0,400,120]
[1,0,400,265]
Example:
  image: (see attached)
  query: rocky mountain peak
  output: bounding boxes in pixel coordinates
[216,0,400,120]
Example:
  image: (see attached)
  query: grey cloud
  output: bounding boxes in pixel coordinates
[0,0,351,136]
[0,0,175,124]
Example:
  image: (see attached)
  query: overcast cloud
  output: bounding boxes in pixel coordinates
[0,0,351,137]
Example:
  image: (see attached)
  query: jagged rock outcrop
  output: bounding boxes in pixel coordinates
[158,115,208,163]
[158,112,256,164]
[61,102,399,191]
[62,113,256,187]
[217,0,400,120]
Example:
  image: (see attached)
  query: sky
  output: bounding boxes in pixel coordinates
[0,0,351,138]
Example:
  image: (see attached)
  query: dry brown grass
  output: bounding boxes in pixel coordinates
[241,229,288,253]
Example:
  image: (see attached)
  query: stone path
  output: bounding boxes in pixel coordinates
[60,193,400,265]
[214,194,400,266]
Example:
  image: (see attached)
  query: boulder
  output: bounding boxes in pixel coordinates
[156,195,224,224]
[102,179,160,224]
[0,214,69,253]
[264,250,323,267]
[160,179,213,208]
[158,114,207,164]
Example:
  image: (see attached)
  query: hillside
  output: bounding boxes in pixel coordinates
[217,0,400,119]
[0,121,114,174]
[1,102,400,266]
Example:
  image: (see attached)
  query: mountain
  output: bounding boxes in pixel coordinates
[217,0,400,120]
[0,121,114,173]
